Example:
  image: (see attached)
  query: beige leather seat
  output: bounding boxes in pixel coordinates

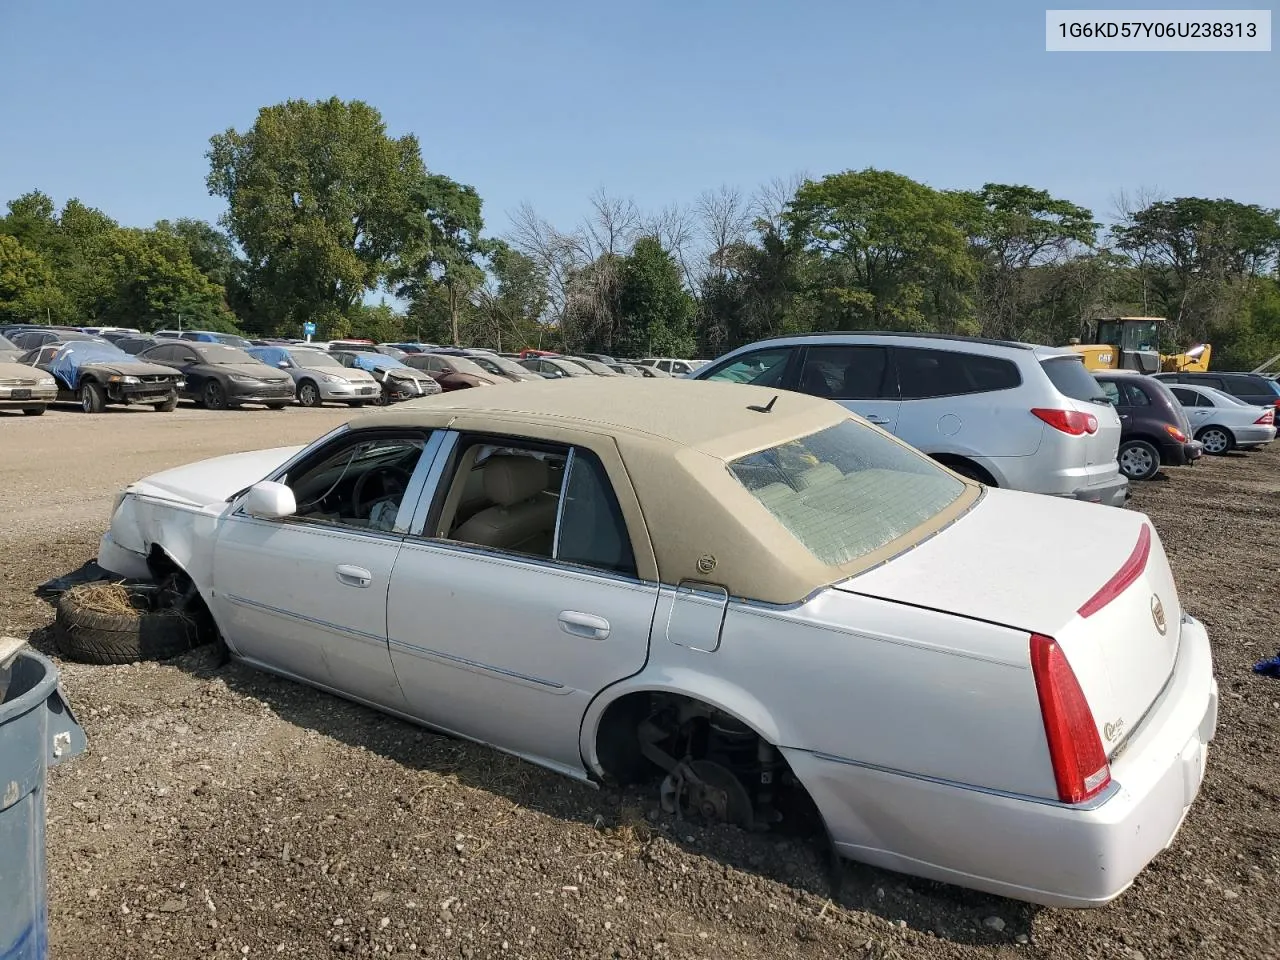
[452,455,557,554]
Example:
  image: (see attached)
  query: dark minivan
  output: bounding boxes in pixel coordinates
[1153,371,1280,415]
[1096,371,1202,481]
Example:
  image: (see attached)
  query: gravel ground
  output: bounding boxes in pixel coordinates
[2,404,1278,960]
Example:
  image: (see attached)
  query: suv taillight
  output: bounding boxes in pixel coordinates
[1255,410,1274,425]
[1032,408,1098,436]
[1030,634,1111,803]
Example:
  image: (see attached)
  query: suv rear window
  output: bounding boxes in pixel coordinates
[728,419,966,566]
[1040,357,1109,405]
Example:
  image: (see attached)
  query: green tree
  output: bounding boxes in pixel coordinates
[154,218,240,289]
[956,184,1098,340]
[471,242,549,350]
[395,175,490,346]
[616,236,695,357]
[786,169,976,331]
[78,228,236,331]
[1112,197,1280,346]
[0,234,63,322]
[348,299,406,343]
[207,97,431,331]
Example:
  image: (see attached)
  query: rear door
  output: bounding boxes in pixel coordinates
[795,344,900,432]
[892,346,1033,455]
[1040,355,1121,482]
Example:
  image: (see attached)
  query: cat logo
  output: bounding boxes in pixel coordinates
[1151,594,1167,635]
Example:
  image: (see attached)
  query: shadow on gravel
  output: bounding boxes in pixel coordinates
[30,563,1040,947]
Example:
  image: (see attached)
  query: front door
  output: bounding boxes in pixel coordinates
[211,430,435,709]
[387,435,659,776]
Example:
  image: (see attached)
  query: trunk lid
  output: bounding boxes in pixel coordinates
[838,489,1181,756]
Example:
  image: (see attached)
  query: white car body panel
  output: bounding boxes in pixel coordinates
[96,414,1217,909]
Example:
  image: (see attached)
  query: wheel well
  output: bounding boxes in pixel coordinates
[1120,433,1162,448]
[930,453,996,486]
[145,545,222,648]
[593,691,822,835]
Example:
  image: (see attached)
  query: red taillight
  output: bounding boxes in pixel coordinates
[1162,423,1188,442]
[1030,634,1111,804]
[1078,524,1151,618]
[1255,410,1274,425]
[1032,408,1098,435]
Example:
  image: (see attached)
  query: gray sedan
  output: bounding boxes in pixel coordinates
[248,345,381,407]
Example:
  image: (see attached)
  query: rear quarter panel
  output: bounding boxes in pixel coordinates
[624,589,1057,799]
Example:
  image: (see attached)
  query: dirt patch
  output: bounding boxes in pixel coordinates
[2,409,1277,959]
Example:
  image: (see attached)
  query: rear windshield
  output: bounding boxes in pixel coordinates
[728,420,967,566]
[1041,357,1109,404]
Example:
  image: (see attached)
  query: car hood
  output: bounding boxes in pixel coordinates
[129,445,304,508]
[217,363,292,382]
[79,359,180,378]
[836,487,1181,758]
[305,366,376,382]
[0,360,47,380]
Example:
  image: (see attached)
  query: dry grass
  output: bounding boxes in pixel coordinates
[66,581,140,616]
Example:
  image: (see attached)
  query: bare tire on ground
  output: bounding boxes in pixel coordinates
[80,381,106,414]
[22,406,46,416]
[154,392,178,412]
[265,402,288,410]
[1118,439,1161,481]
[55,584,205,665]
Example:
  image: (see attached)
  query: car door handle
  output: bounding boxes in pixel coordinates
[335,564,372,588]
[558,611,611,640]
[864,415,890,425]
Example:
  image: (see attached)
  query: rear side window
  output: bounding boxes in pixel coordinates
[798,346,893,399]
[895,347,1020,399]
[1040,358,1109,405]
[1119,381,1151,406]
[555,450,636,577]
[729,419,966,566]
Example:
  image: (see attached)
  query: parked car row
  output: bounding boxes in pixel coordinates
[3,324,1273,505]
[0,324,717,416]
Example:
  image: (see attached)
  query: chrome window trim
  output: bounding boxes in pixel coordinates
[551,447,576,559]
[224,593,388,647]
[406,430,460,536]
[396,536,655,593]
[386,636,567,691]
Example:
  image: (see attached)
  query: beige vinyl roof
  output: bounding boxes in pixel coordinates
[348,378,979,604]
[351,377,847,459]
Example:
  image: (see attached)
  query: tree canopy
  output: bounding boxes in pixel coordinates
[2,97,1276,369]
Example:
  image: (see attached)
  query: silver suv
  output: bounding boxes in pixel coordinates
[692,332,1127,506]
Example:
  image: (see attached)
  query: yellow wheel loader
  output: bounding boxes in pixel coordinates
[1066,317,1211,374]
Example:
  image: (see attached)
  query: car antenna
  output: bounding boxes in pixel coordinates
[747,395,777,414]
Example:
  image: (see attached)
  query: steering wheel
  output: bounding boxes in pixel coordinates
[352,465,413,519]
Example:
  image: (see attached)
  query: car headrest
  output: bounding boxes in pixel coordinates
[483,455,549,507]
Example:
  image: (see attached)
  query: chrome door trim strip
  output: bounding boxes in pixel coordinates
[387,636,567,692]
[223,592,388,647]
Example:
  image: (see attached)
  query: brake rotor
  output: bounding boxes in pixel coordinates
[660,759,754,828]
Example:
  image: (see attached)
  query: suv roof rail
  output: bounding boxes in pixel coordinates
[753,330,1036,350]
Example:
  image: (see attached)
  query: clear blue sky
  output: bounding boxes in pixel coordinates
[1,0,1275,239]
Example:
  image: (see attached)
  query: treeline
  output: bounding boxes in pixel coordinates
[1,96,1278,367]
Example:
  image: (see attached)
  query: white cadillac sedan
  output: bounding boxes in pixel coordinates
[97,378,1218,908]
